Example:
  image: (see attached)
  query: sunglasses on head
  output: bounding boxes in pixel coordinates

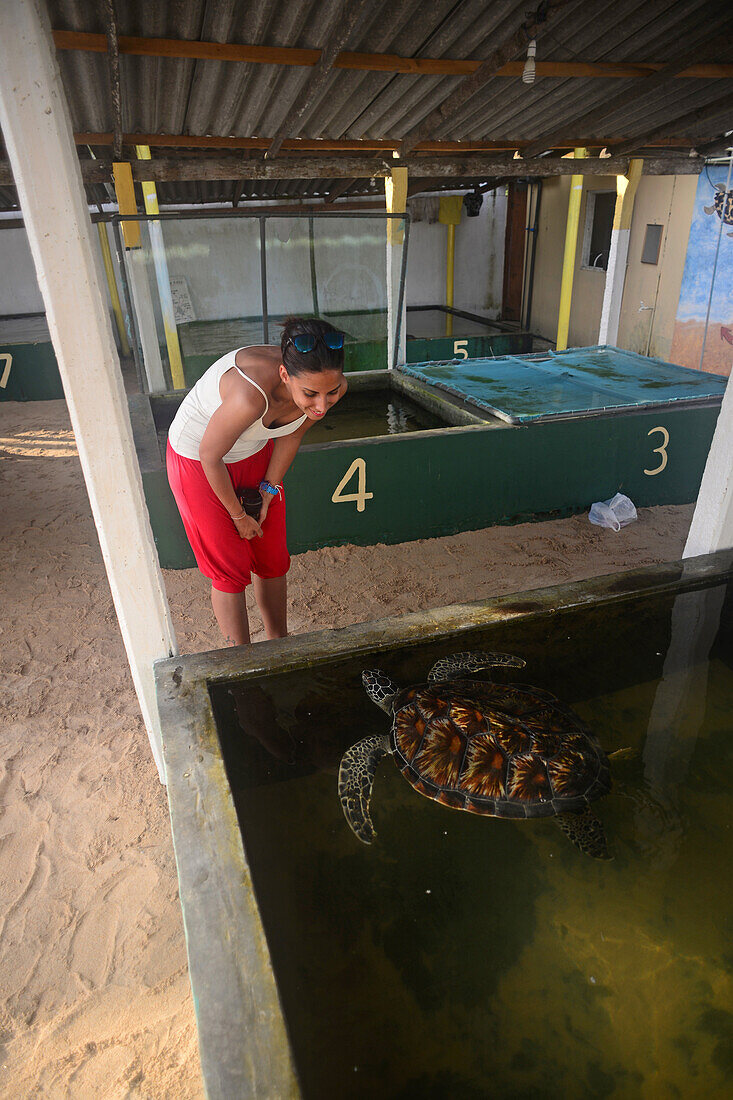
[287,331,345,354]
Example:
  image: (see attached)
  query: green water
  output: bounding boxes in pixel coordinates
[303,392,444,443]
[156,392,443,457]
[211,582,733,1099]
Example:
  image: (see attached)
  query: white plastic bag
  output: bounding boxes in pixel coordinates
[588,493,638,532]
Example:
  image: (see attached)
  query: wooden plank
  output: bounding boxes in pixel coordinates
[52,29,320,67]
[0,153,704,186]
[51,31,733,78]
[73,131,693,153]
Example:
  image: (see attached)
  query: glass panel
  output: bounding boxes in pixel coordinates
[117,215,265,391]
[118,213,404,389]
[262,214,395,371]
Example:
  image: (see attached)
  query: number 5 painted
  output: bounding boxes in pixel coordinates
[644,426,669,476]
[332,457,373,512]
[0,353,12,388]
[453,340,468,359]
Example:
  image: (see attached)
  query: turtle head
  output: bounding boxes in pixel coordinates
[362,669,400,713]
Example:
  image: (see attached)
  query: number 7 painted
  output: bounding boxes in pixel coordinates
[0,353,12,388]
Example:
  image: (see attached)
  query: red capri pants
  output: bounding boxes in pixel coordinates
[166,439,289,593]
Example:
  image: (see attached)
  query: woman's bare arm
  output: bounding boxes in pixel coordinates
[257,418,314,524]
[198,388,266,536]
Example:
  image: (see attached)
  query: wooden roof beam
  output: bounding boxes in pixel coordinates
[0,153,703,187]
[73,132,696,153]
[51,30,733,79]
[101,0,122,161]
[324,179,356,204]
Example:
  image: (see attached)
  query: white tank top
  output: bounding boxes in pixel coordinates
[167,347,307,463]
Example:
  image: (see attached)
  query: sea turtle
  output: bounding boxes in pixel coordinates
[703,181,733,237]
[338,651,614,860]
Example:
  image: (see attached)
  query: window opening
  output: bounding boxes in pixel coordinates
[582,191,615,271]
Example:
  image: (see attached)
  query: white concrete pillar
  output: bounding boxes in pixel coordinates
[598,159,643,347]
[0,0,178,781]
[683,369,733,557]
[385,167,408,368]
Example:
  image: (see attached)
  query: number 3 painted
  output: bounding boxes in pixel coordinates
[644,426,669,476]
[332,457,374,512]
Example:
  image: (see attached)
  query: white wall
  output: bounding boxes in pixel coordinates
[406,188,507,317]
[0,226,45,314]
[2,192,508,331]
[1,222,117,318]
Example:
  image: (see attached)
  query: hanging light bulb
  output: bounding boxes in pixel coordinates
[522,38,537,85]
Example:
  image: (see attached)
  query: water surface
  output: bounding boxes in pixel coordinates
[212,582,733,1099]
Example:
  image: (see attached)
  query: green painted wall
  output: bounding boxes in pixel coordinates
[0,341,64,401]
[143,403,719,568]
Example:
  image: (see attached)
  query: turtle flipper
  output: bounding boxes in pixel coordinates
[338,733,391,844]
[428,651,526,682]
[555,808,611,860]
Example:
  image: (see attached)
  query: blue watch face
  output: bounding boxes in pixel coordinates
[260,480,278,495]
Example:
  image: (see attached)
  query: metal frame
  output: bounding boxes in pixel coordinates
[108,207,411,373]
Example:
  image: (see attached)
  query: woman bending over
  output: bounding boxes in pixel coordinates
[166,316,347,646]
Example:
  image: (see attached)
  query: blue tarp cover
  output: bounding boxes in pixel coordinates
[400,345,728,423]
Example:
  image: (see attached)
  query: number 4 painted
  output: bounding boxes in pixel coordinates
[0,353,12,388]
[332,457,373,512]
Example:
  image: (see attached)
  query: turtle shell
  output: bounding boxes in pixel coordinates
[714,188,733,225]
[390,679,610,819]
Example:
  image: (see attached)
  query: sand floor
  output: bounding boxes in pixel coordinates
[0,398,695,1097]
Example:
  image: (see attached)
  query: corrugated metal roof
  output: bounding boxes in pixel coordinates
[0,0,730,211]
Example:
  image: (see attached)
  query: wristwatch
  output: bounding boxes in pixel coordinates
[259,480,279,496]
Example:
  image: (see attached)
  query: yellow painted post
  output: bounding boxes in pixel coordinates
[135,145,185,390]
[112,161,140,248]
[97,222,131,356]
[384,166,408,243]
[439,195,463,336]
[615,157,643,232]
[556,148,587,351]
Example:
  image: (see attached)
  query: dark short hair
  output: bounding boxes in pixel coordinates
[280,316,345,376]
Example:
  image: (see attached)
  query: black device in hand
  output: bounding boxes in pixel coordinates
[238,487,262,520]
